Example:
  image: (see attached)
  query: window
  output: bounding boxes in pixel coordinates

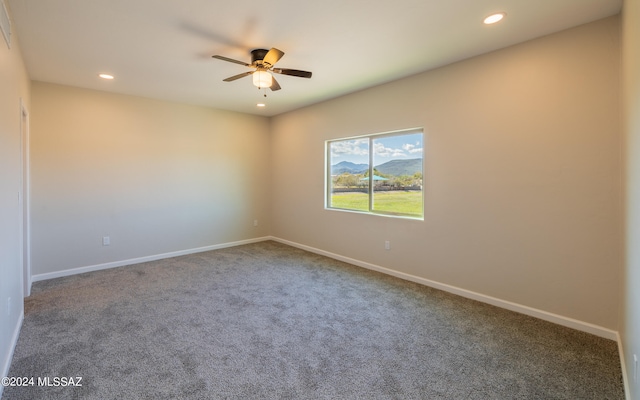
[326,128,424,219]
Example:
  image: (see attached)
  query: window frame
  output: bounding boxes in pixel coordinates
[325,128,424,220]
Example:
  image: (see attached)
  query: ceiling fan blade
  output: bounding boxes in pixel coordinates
[212,55,250,67]
[263,48,284,67]
[272,68,312,78]
[270,76,281,91]
[223,71,253,82]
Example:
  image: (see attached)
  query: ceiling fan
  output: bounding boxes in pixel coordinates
[212,48,312,93]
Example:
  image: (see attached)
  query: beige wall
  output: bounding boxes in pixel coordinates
[0,9,31,388]
[30,82,271,276]
[270,17,622,331]
[623,0,640,397]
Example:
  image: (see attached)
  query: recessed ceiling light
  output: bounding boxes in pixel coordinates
[484,12,506,25]
[257,103,266,108]
[98,73,114,80]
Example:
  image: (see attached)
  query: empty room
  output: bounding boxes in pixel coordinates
[1,0,639,399]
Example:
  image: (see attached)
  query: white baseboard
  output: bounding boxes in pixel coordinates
[32,236,271,282]
[21,235,628,398]
[617,334,632,400]
[0,310,24,400]
[28,234,619,341]
[271,236,619,341]
[32,236,619,341]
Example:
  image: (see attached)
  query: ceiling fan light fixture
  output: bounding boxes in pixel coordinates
[253,70,273,89]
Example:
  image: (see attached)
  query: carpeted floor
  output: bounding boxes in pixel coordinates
[2,241,625,399]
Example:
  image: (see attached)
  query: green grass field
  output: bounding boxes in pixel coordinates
[330,191,422,217]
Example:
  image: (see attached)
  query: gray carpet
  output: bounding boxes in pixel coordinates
[2,241,624,399]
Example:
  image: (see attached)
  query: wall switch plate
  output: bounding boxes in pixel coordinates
[7,297,10,316]
[102,236,110,246]
[385,241,390,250]
[254,220,258,227]
[634,354,638,382]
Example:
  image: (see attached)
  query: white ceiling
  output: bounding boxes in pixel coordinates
[6,0,622,117]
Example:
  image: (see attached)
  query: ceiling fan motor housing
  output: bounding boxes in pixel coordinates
[251,49,270,65]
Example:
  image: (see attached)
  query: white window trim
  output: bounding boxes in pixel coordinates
[325,127,424,220]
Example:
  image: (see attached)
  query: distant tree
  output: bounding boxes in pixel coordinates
[334,173,359,187]
[363,168,385,178]
[391,175,413,187]
[411,172,423,186]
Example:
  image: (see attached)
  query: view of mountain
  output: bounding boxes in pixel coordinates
[331,161,368,174]
[332,158,421,176]
[375,158,422,176]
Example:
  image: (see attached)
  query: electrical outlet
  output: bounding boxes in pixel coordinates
[102,236,110,246]
[385,240,390,250]
[254,220,258,227]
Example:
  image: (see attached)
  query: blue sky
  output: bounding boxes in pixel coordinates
[329,132,423,165]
